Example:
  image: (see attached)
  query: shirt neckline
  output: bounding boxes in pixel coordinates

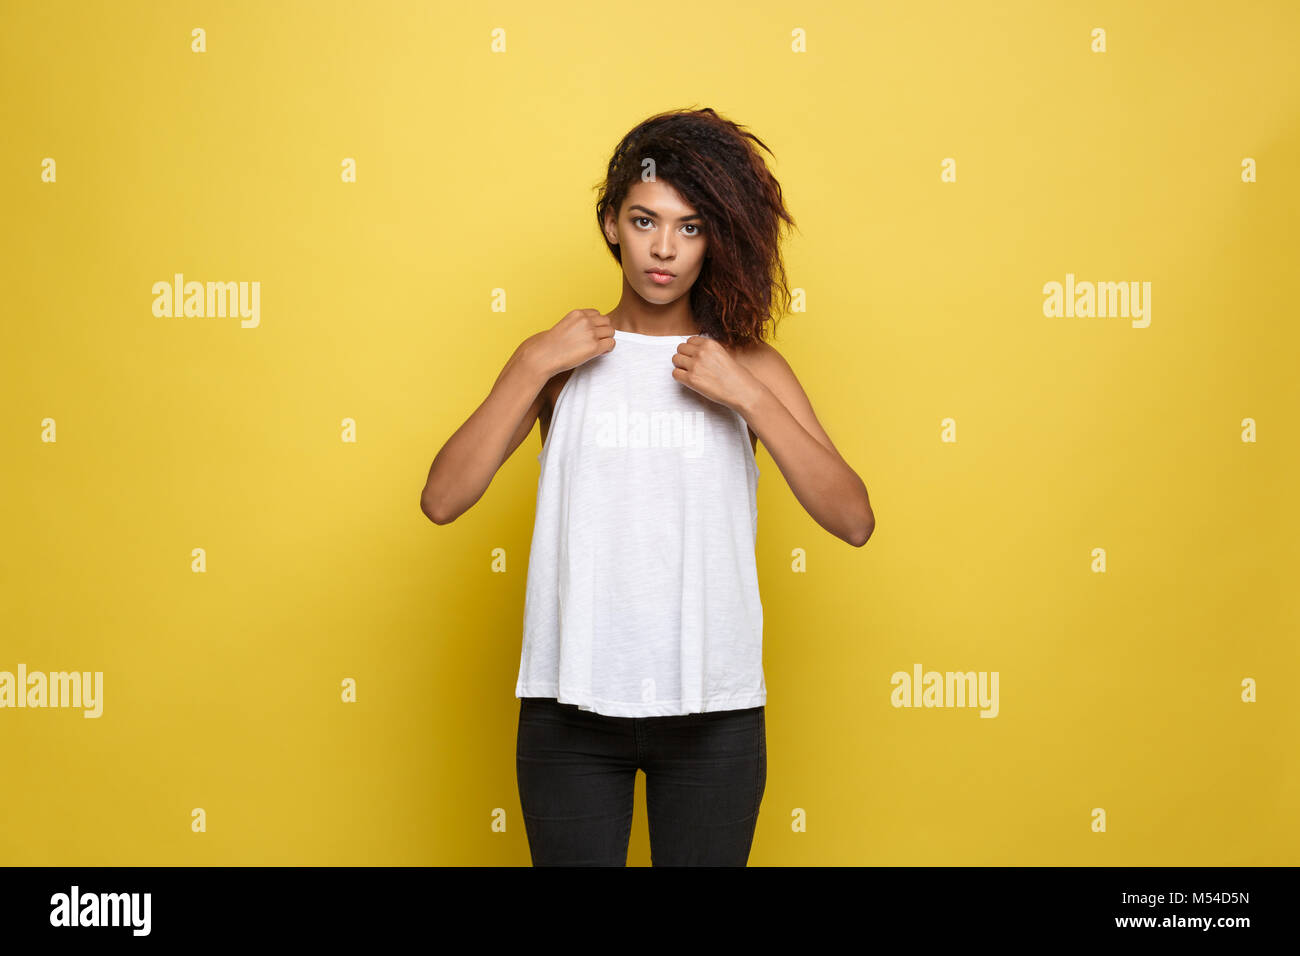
[613,329,702,342]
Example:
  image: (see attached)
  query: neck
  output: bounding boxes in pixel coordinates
[608,277,700,336]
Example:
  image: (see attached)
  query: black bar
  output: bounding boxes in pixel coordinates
[0,865,1284,941]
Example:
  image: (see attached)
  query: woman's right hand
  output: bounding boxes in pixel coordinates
[528,309,616,376]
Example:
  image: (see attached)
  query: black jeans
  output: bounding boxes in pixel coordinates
[515,696,766,866]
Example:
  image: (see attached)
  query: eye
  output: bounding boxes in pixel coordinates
[683,224,701,236]
[633,216,653,228]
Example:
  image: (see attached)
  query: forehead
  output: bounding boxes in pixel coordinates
[621,178,697,217]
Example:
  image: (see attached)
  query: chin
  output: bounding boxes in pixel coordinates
[641,288,687,305]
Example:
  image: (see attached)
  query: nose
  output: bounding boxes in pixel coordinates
[652,229,675,262]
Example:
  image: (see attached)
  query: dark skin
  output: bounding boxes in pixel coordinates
[540,180,873,546]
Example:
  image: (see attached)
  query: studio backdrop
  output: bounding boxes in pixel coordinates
[2,0,1296,865]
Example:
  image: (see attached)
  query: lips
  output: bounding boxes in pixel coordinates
[646,269,676,277]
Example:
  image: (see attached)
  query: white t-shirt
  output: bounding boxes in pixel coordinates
[516,328,765,717]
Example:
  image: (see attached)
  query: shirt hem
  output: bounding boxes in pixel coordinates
[515,684,766,718]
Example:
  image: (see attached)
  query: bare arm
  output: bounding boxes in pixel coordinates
[737,343,875,547]
[420,335,552,525]
[420,309,615,525]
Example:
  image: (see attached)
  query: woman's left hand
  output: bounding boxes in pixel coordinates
[671,337,763,414]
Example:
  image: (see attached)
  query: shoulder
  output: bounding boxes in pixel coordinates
[729,337,796,392]
[729,335,843,457]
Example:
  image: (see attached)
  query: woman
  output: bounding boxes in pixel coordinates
[421,107,875,866]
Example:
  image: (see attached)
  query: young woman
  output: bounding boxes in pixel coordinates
[421,107,874,866]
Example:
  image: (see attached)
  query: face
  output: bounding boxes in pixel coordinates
[602,178,709,302]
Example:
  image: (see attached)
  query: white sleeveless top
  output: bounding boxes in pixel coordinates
[516,328,765,717]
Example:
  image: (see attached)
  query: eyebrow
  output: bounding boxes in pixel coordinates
[628,204,702,222]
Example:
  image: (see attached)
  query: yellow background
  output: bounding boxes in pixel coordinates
[2,0,1297,865]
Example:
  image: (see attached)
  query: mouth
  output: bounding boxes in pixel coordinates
[646,269,676,277]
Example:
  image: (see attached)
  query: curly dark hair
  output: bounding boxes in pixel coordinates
[594,106,798,348]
